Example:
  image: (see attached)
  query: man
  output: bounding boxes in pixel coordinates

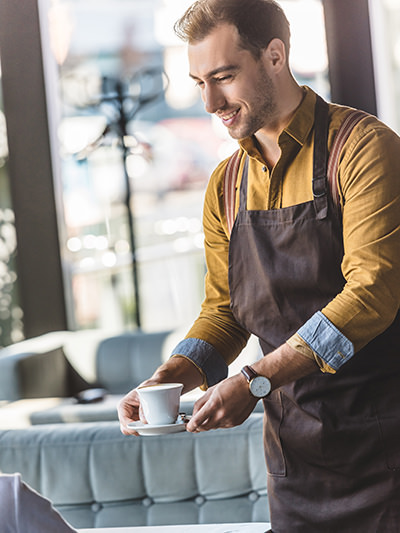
[118,0,400,530]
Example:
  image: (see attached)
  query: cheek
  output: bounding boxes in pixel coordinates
[229,82,254,105]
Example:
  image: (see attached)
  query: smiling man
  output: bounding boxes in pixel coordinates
[118,1,400,531]
[188,27,280,143]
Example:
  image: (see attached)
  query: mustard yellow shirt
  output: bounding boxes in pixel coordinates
[171,87,400,386]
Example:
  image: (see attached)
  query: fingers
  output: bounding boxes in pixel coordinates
[187,393,221,432]
[186,409,211,433]
[117,377,176,435]
[187,387,216,432]
[120,424,139,437]
[117,389,141,435]
[186,375,256,433]
[191,387,212,415]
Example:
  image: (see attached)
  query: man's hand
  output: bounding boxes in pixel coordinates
[186,372,257,432]
[186,341,318,433]
[117,356,204,435]
[118,341,318,435]
[117,388,141,436]
[117,376,160,435]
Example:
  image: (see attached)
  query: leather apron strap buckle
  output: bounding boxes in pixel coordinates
[312,176,327,198]
[312,174,328,219]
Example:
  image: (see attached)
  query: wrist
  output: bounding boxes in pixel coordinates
[153,356,204,393]
[241,364,272,399]
[251,342,318,390]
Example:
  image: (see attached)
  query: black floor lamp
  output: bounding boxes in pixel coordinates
[69,67,168,329]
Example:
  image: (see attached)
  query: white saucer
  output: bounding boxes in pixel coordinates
[128,415,190,436]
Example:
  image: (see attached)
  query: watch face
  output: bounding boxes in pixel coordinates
[249,376,271,398]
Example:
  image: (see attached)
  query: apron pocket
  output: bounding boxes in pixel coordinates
[377,414,400,470]
[373,379,400,471]
[263,391,287,477]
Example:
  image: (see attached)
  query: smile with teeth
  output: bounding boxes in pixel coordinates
[221,109,239,121]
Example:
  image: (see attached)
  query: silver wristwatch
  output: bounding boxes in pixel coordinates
[241,365,272,399]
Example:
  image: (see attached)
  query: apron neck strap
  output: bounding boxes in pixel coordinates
[238,156,249,212]
[312,95,330,219]
[238,95,330,217]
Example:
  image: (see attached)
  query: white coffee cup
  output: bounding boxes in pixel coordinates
[136,383,183,426]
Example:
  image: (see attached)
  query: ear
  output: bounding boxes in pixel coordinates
[262,38,287,72]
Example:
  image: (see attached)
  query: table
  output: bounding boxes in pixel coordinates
[78,523,271,532]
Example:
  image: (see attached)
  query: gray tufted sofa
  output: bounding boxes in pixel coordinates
[0,329,268,529]
[0,415,269,529]
[0,329,176,403]
[0,328,262,426]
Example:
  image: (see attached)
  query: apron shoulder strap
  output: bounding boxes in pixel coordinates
[223,149,241,235]
[327,109,368,208]
[223,108,368,235]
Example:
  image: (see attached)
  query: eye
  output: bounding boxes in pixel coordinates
[216,75,232,83]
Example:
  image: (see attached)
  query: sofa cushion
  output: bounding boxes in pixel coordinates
[58,495,270,528]
[95,330,173,393]
[29,395,122,425]
[0,414,269,528]
[0,347,69,401]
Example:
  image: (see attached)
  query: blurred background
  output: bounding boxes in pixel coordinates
[0,0,399,347]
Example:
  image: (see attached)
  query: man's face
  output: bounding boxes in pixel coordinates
[188,23,278,140]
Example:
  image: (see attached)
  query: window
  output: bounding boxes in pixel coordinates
[369,0,400,133]
[39,0,329,333]
[0,60,23,346]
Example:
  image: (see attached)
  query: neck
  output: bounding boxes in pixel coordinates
[255,81,305,169]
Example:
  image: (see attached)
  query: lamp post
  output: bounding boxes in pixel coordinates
[65,68,168,329]
[110,78,142,329]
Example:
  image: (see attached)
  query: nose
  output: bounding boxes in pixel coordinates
[203,84,225,114]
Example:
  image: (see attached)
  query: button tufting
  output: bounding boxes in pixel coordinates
[91,502,102,512]
[248,491,259,502]
[195,495,206,506]
[142,497,153,507]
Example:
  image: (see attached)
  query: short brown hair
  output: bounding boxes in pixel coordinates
[174,0,290,59]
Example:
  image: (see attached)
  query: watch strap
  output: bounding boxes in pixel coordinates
[241,365,258,382]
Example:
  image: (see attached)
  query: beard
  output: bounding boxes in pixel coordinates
[227,67,277,140]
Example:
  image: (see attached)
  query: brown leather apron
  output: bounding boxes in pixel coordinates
[228,96,400,532]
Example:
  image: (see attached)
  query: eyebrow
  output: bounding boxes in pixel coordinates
[189,64,239,82]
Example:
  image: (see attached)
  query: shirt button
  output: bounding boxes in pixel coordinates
[262,166,267,172]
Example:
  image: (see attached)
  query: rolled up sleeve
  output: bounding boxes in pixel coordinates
[297,311,354,371]
[171,337,228,387]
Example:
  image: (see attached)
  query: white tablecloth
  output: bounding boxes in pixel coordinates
[78,523,271,533]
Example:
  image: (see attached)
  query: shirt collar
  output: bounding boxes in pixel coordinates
[239,86,317,159]
[284,85,316,145]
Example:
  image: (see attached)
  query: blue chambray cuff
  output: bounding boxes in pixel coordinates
[170,338,228,387]
[297,311,354,371]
